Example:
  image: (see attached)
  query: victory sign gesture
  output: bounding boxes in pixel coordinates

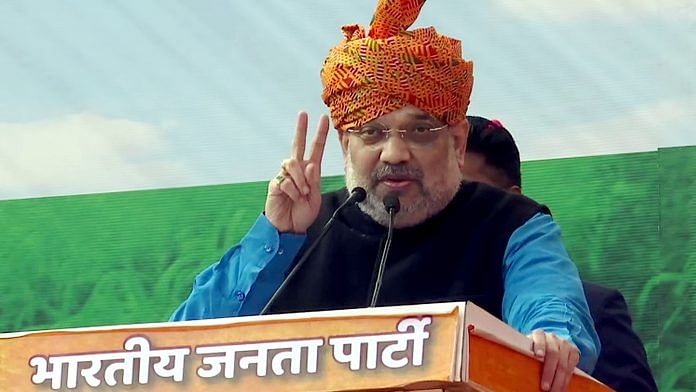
[265,112,330,234]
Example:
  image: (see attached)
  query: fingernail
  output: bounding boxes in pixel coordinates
[536,349,544,357]
[542,382,550,391]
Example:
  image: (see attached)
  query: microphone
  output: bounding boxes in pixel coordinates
[260,187,367,315]
[369,192,400,307]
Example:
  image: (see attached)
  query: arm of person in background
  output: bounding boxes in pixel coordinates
[584,282,658,392]
[503,212,601,392]
[169,214,305,321]
[170,112,330,322]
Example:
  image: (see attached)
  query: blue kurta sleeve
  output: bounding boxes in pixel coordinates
[502,212,600,373]
[169,214,306,321]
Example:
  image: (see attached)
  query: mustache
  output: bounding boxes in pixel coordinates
[371,164,424,182]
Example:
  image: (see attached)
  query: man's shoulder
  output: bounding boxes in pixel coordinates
[458,181,551,219]
[582,281,625,316]
[583,281,659,391]
[583,281,623,299]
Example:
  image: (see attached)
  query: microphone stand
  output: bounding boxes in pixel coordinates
[369,193,400,307]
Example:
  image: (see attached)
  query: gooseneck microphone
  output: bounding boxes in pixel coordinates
[369,192,400,307]
[260,187,367,315]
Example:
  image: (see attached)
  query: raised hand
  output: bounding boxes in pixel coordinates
[265,112,330,234]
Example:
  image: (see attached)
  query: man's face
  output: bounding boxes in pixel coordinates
[340,105,468,228]
[460,152,521,194]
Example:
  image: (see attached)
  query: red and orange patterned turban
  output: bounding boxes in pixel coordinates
[321,0,474,131]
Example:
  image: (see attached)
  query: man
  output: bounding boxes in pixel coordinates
[172,1,599,391]
[462,115,658,391]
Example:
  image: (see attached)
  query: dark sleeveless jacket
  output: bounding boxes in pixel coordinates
[268,181,549,319]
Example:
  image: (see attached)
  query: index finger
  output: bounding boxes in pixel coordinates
[308,114,330,165]
[292,111,309,161]
[530,329,546,357]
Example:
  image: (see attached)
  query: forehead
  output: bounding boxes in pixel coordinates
[367,105,439,125]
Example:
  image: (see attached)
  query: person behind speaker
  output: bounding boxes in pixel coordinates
[461,115,658,392]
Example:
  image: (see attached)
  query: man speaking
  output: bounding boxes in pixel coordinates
[171,1,599,390]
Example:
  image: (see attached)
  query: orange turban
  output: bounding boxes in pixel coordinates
[321,0,474,132]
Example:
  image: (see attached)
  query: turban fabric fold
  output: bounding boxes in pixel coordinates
[321,0,474,131]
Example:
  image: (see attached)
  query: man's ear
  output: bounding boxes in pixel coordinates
[338,129,349,156]
[450,118,469,169]
[509,185,522,195]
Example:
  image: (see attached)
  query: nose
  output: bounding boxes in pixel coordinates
[379,133,411,165]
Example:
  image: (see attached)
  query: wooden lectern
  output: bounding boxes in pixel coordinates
[0,302,612,391]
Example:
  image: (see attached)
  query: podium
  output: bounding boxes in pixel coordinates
[0,302,612,391]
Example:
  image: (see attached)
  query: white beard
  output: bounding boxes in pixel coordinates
[344,147,462,228]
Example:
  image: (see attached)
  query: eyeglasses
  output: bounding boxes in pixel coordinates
[346,122,449,147]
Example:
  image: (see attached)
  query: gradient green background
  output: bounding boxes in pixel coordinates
[1,146,694,391]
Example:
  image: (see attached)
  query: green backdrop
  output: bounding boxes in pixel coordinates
[1,146,694,391]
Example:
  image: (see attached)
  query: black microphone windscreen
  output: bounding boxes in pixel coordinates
[351,187,367,203]
[383,193,400,214]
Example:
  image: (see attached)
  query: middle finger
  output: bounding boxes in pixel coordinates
[308,114,330,166]
[541,334,560,392]
[292,112,309,161]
